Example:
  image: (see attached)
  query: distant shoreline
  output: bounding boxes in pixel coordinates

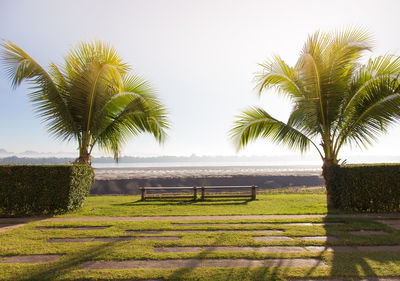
[91,165,324,195]
[94,165,322,180]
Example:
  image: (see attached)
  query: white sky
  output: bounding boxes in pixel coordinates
[1,0,400,159]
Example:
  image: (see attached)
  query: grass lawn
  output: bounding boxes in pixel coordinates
[1,188,399,280]
[61,187,334,217]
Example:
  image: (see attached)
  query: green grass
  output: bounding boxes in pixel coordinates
[60,188,334,217]
[1,217,400,280]
[1,188,399,280]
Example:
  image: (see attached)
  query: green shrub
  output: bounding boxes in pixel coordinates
[329,164,400,212]
[0,165,93,215]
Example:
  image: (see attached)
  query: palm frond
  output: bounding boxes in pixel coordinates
[230,107,319,154]
[335,76,400,153]
[94,74,169,160]
[256,55,302,98]
[0,40,78,142]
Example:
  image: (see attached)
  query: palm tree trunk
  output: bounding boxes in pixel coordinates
[74,147,91,165]
[322,158,334,208]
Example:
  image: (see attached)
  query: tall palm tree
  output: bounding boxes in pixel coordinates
[230,28,400,205]
[1,40,169,164]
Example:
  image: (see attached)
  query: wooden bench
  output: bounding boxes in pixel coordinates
[140,186,197,201]
[140,185,257,201]
[200,185,257,200]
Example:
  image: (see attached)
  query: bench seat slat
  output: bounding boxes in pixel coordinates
[140,186,257,201]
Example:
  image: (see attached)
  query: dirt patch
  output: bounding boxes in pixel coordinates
[91,174,324,195]
[0,255,63,263]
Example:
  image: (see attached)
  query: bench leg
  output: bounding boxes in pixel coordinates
[251,185,256,200]
[193,187,197,200]
[141,188,146,201]
[201,186,205,200]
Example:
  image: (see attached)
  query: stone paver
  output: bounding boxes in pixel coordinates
[137,236,181,241]
[2,214,400,226]
[172,222,344,227]
[350,230,388,235]
[306,245,400,252]
[253,236,294,241]
[126,230,164,234]
[37,226,109,230]
[153,246,306,253]
[264,258,327,267]
[0,223,29,233]
[155,247,203,253]
[377,220,400,230]
[48,238,93,243]
[81,259,201,269]
[0,255,63,263]
[289,277,400,281]
[22,213,400,223]
[0,224,14,228]
[48,236,184,242]
[298,236,338,241]
[203,259,264,267]
[257,246,306,252]
[127,229,282,234]
[93,237,136,242]
[172,223,273,227]
[80,258,327,269]
[0,215,399,234]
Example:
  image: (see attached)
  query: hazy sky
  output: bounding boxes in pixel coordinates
[1,0,400,159]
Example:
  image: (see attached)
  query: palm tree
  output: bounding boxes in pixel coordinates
[1,40,169,164]
[230,28,400,206]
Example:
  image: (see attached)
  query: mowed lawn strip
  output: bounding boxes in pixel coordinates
[1,214,400,280]
[1,190,400,280]
[59,188,331,217]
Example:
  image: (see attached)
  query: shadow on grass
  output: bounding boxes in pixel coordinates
[324,206,395,279]
[165,235,288,281]
[112,198,253,207]
[12,243,117,281]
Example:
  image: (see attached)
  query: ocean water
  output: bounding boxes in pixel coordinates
[93,161,322,176]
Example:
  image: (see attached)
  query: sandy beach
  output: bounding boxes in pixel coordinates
[91,165,324,195]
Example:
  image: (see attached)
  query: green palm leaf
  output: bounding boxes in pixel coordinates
[1,40,170,164]
[230,107,320,154]
[231,27,400,204]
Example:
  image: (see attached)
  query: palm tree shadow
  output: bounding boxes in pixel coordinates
[17,242,119,281]
[166,235,286,281]
[113,198,253,207]
[324,208,380,279]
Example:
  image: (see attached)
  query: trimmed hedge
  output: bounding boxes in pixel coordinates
[329,164,400,212]
[0,165,93,215]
